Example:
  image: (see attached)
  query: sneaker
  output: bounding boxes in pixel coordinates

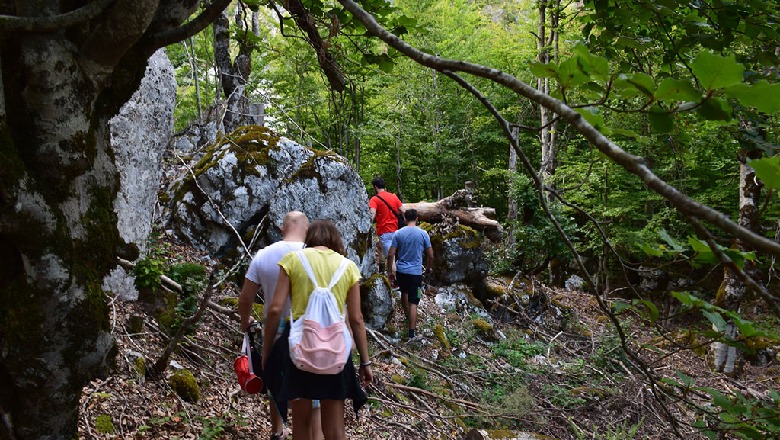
[270,428,287,440]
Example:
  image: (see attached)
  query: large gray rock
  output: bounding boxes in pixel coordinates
[429,224,488,286]
[360,275,394,329]
[102,49,176,301]
[167,125,375,277]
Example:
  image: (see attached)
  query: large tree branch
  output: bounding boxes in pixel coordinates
[80,0,160,72]
[141,0,232,51]
[336,0,780,258]
[0,0,115,32]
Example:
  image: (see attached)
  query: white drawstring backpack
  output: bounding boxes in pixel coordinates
[288,250,353,374]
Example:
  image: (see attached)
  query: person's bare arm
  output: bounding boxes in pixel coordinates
[262,268,290,368]
[369,206,377,221]
[238,278,260,332]
[347,282,373,386]
[425,246,434,273]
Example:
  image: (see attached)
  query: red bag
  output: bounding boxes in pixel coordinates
[234,333,262,394]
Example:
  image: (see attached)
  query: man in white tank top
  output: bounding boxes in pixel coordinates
[239,211,322,440]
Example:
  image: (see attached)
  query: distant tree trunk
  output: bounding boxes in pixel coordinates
[433,68,443,200]
[537,0,560,202]
[713,146,763,373]
[507,124,519,224]
[214,8,253,133]
[396,120,404,200]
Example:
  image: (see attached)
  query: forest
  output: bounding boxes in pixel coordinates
[1,0,779,439]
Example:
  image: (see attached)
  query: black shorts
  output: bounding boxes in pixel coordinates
[396,272,423,305]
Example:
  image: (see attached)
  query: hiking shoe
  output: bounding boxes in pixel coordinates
[270,428,287,440]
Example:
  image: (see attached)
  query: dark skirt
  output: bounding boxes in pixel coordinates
[262,327,368,422]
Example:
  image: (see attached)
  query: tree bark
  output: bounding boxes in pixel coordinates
[214,9,253,134]
[713,147,763,374]
[0,2,228,438]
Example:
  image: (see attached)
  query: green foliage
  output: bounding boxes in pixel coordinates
[639,229,756,269]
[132,256,165,290]
[662,373,780,439]
[492,337,544,368]
[198,416,226,440]
[671,291,780,352]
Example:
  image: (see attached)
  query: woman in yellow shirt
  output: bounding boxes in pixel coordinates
[262,220,373,440]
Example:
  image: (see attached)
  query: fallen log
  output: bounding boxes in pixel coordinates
[401,184,503,241]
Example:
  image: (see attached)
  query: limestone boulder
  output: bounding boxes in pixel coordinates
[360,275,394,330]
[429,224,488,286]
[102,49,176,301]
[166,125,374,277]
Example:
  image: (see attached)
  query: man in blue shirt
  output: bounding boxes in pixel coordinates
[387,209,434,340]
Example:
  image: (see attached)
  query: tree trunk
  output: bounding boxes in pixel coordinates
[0,2,227,437]
[537,0,560,202]
[214,9,253,134]
[713,148,763,374]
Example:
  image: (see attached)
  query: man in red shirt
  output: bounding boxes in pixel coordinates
[369,177,403,271]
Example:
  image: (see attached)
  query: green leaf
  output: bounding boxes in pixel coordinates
[626,72,656,97]
[636,299,659,323]
[571,43,610,78]
[691,51,745,91]
[558,56,590,87]
[575,107,604,130]
[529,62,558,79]
[697,97,733,121]
[702,309,727,332]
[659,229,685,252]
[655,78,701,102]
[748,157,780,191]
[648,110,674,134]
[639,242,664,256]
[725,80,780,114]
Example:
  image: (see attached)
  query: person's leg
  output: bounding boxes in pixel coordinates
[319,399,346,440]
[269,395,285,438]
[290,399,313,440]
[310,400,324,440]
[409,303,418,335]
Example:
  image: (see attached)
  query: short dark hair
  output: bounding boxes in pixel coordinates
[404,209,418,222]
[371,177,386,189]
[304,220,346,256]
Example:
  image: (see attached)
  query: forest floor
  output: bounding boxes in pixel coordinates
[78,236,780,440]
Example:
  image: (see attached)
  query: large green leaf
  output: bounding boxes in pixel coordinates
[648,110,674,134]
[655,78,701,102]
[697,97,733,121]
[748,157,780,190]
[575,106,605,130]
[691,51,745,91]
[725,80,780,114]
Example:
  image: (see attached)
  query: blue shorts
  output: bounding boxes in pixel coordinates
[378,232,395,257]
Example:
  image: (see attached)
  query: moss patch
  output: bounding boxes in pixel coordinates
[95,414,114,434]
[169,369,200,403]
[434,324,451,352]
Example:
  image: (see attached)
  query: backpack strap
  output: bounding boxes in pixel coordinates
[375,193,398,216]
[294,250,351,291]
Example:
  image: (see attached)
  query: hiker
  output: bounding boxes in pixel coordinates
[387,209,434,340]
[368,176,403,271]
[262,220,373,440]
[238,211,324,440]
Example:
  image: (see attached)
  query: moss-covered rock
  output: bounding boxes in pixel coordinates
[95,414,115,434]
[472,318,497,340]
[433,324,452,352]
[169,369,200,403]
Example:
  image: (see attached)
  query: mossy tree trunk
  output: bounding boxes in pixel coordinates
[0,2,230,438]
